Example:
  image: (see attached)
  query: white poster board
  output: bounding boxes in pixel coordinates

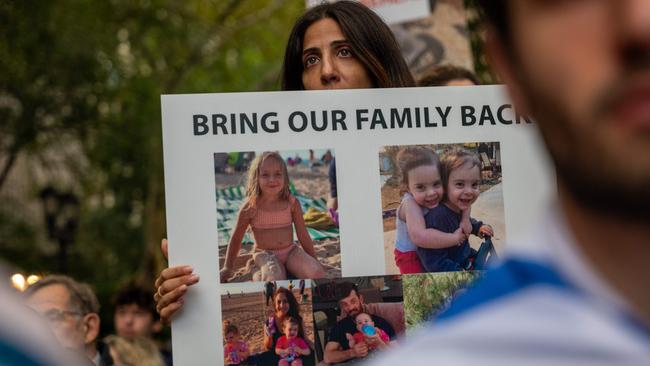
[161,86,555,365]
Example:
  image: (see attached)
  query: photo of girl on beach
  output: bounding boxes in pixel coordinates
[216,149,341,283]
[379,142,505,275]
[220,280,316,366]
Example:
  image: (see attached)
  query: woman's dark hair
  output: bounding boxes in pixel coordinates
[274,287,305,339]
[281,1,415,90]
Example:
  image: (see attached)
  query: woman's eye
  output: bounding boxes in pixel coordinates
[338,48,352,57]
[304,55,319,67]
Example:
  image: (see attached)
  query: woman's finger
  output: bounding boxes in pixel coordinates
[159,272,199,297]
[161,238,169,261]
[159,265,194,285]
[158,298,184,325]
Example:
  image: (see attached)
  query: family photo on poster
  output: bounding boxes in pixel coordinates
[311,276,405,365]
[220,280,316,366]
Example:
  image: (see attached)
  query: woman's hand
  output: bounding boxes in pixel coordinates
[153,239,200,324]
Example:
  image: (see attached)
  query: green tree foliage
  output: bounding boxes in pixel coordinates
[403,272,481,330]
[464,0,497,84]
[1,0,303,332]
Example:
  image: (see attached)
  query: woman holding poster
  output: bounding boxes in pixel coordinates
[154,0,413,321]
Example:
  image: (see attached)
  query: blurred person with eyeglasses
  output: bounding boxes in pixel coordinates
[25,275,113,365]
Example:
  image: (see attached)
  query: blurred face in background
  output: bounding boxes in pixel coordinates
[444,78,476,87]
[496,0,650,216]
[27,284,87,351]
[114,303,156,339]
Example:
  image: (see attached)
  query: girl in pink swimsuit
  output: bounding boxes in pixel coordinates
[220,152,327,282]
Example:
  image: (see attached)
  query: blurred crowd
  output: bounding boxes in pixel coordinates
[2,272,171,366]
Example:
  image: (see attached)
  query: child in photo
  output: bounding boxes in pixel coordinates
[349,312,390,351]
[223,323,249,366]
[393,146,473,274]
[220,152,326,282]
[417,149,494,272]
[275,317,311,366]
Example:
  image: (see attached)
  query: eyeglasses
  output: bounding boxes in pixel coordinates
[41,308,83,323]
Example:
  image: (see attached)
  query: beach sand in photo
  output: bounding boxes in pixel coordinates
[221,288,314,354]
[219,238,341,282]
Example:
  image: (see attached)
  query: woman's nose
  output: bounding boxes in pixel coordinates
[320,56,340,85]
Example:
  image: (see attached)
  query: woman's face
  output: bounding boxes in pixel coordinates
[274,292,290,315]
[301,18,373,90]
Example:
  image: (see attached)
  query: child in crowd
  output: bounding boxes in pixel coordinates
[393,146,473,274]
[417,149,494,272]
[220,152,326,282]
[350,312,390,351]
[223,323,249,366]
[275,317,311,366]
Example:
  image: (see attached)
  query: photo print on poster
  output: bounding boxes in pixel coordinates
[402,271,482,332]
[220,280,316,366]
[215,149,341,283]
[311,276,405,365]
[380,142,505,275]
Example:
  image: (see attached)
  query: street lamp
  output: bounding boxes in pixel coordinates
[39,186,80,273]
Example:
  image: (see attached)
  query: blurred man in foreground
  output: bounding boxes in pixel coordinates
[26,275,112,365]
[374,1,650,365]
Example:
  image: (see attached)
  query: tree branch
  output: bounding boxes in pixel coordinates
[165,0,290,92]
[0,148,18,193]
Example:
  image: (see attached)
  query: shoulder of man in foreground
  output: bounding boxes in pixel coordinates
[369,257,650,366]
[369,211,650,366]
